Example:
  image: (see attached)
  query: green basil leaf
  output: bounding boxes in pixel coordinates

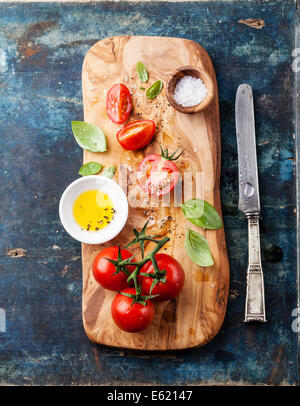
[181,199,204,219]
[71,121,107,152]
[78,162,103,176]
[181,198,222,230]
[185,229,214,267]
[102,166,116,178]
[136,62,149,83]
[146,80,163,100]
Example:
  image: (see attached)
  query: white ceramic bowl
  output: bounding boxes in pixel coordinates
[59,175,128,244]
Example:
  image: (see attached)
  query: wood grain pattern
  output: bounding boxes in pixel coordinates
[81,36,229,350]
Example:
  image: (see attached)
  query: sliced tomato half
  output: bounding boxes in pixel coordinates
[116,120,155,151]
[137,146,183,196]
[106,83,132,124]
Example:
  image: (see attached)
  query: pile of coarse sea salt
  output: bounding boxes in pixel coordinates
[173,75,208,107]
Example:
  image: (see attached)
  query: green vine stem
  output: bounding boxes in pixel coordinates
[159,144,184,161]
[106,222,170,304]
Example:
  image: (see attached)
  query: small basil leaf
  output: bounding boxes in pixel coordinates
[102,166,116,178]
[136,62,149,83]
[181,198,222,230]
[71,121,107,152]
[185,229,214,267]
[78,162,103,176]
[146,80,163,100]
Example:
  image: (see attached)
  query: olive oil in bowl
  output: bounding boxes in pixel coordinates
[73,190,115,231]
[59,175,128,244]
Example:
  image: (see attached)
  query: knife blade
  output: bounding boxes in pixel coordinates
[235,84,260,216]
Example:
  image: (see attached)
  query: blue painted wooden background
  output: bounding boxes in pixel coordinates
[0,1,298,385]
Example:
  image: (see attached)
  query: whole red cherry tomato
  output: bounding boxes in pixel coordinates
[106,83,132,124]
[92,246,134,291]
[111,288,155,332]
[137,146,183,196]
[139,253,185,301]
[116,120,155,151]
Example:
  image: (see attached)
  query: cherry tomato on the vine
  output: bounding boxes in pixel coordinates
[92,246,135,291]
[139,253,185,301]
[111,288,155,332]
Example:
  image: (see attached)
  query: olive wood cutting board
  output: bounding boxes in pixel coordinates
[81,36,229,350]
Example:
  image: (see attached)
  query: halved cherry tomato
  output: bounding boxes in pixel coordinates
[116,120,155,151]
[106,83,132,124]
[111,288,155,332]
[137,147,182,196]
[92,246,135,291]
[139,253,185,302]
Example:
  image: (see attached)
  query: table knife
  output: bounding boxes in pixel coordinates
[235,84,267,323]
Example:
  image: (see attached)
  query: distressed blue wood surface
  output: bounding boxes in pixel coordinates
[0,1,298,385]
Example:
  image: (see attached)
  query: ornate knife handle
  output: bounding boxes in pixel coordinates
[244,215,267,322]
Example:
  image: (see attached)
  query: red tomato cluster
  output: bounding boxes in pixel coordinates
[92,247,185,333]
